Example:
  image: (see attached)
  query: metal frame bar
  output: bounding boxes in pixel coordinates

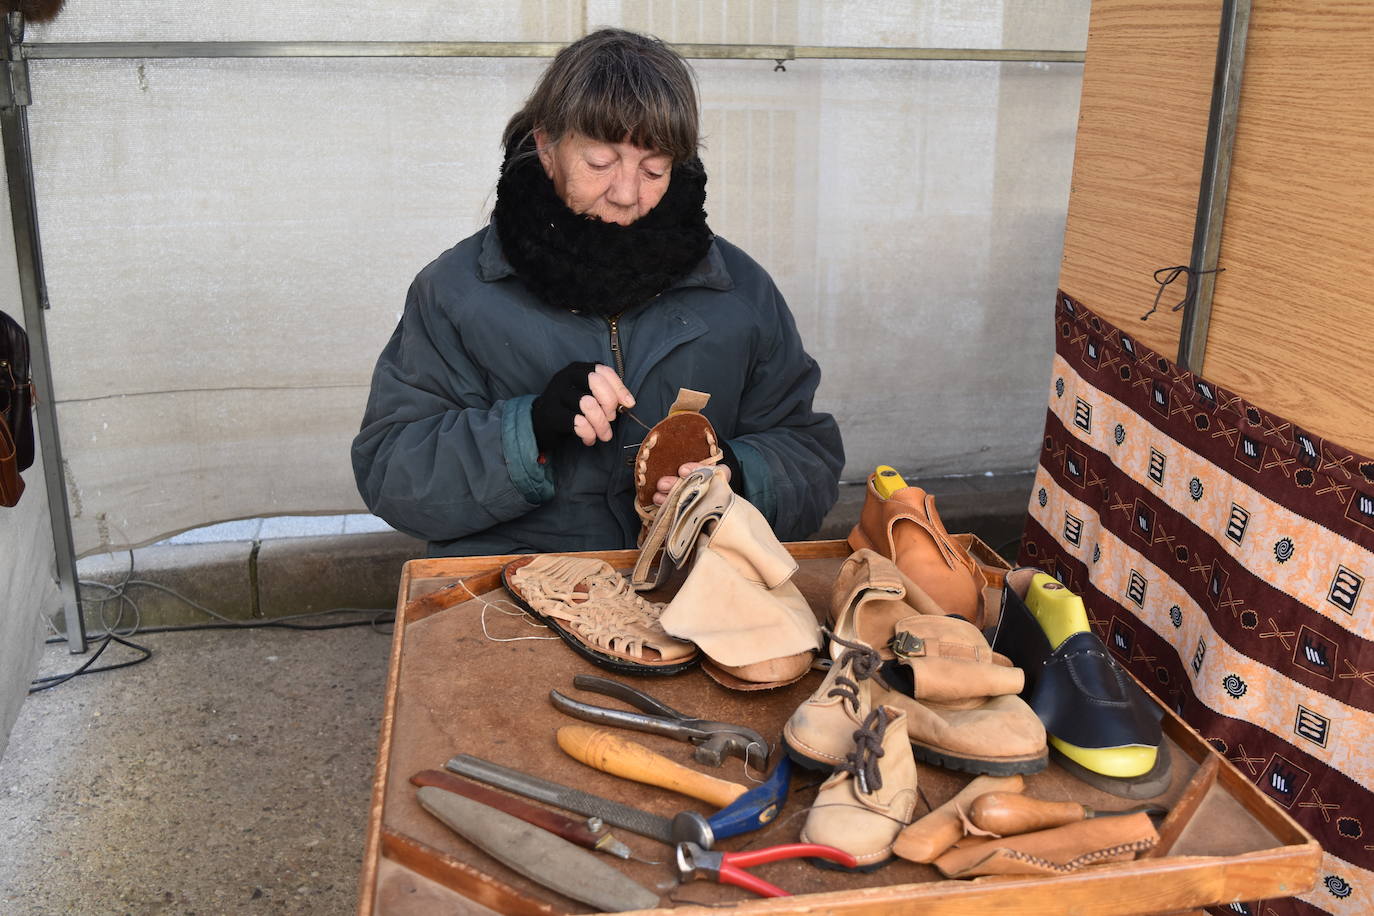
[1178,0,1251,373]
[21,40,1084,64]
[2,13,84,652]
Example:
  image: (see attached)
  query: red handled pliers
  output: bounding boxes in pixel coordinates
[675,841,858,897]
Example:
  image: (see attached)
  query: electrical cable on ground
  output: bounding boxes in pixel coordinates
[31,545,394,693]
[28,633,152,694]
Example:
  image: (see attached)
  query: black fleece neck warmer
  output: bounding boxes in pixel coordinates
[492,140,713,317]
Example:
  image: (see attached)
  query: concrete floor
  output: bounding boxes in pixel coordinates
[1,626,390,915]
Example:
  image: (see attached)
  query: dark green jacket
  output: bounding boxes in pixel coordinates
[352,226,843,556]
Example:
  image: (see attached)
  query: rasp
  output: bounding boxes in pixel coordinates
[446,753,675,844]
[416,787,660,913]
[409,768,634,860]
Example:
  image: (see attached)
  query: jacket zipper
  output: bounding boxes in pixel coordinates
[606,313,626,379]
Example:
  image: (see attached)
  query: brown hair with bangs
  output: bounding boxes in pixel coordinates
[503,28,699,164]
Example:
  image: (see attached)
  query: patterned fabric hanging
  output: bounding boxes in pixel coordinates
[1020,291,1374,916]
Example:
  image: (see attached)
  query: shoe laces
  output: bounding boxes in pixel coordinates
[823,630,881,714]
[840,706,889,795]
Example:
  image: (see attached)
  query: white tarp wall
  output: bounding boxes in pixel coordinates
[23,1,1088,556]
[0,173,58,756]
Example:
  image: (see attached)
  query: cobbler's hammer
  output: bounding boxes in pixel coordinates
[557,725,793,845]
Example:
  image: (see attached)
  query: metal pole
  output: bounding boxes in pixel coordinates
[1,12,84,652]
[21,39,1084,64]
[1178,0,1251,373]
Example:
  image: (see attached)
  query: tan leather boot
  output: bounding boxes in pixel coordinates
[782,633,882,771]
[828,549,945,660]
[632,468,821,689]
[873,614,1048,776]
[800,705,918,870]
[847,472,988,625]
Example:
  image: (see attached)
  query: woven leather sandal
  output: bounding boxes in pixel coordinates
[502,555,698,676]
[633,388,722,540]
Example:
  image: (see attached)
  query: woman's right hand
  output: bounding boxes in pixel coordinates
[573,364,636,445]
[531,362,636,449]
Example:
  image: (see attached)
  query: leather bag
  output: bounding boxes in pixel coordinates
[1,309,35,508]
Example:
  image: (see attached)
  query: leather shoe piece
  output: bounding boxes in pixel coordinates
[632,388,722,539]
[933,810,1158,878]
[828,549,945,661]
[631,467,821,690]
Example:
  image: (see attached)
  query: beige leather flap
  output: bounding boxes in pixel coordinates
[667,388,710,415]
[894,614,1024,700]
[666,470,733,565]
[699,493,797,590]
[660,548,820,666]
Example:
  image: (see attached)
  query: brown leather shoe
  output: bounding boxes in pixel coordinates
[800,705,918,870]
[872,614,1048,776]
[847,472,987,625]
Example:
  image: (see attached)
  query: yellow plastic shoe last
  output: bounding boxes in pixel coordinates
[1024,574,1158,779]
[873,465,907,499]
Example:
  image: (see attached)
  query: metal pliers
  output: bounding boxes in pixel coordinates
[549,674,769,767]
[675,842,858,897]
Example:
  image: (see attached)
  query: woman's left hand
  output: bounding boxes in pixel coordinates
[651,462,730,506]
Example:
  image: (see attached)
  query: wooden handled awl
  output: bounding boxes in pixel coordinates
[968,792,1167,836]
[893,775,1024,863]
[557,725,748,809]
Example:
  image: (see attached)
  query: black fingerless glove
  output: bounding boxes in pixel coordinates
[531,361,597,451]
[720,441,745,494]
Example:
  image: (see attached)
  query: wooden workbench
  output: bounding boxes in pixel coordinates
[358,539,1318,914]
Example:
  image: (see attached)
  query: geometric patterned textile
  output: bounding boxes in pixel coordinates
[1019,292,1374,916]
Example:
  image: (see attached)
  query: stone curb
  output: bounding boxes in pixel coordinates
[69,473,1033,630]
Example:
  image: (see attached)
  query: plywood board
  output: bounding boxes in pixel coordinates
[1057,1,1220,356]
[1202,0,1374,456]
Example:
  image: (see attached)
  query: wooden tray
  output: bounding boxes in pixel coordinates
[358,538,1319,915]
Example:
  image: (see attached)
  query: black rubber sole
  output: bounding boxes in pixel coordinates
[780,736,843,774]
[911,742,1049,777]
[1052,740,1173,800]
[499,564,698,677]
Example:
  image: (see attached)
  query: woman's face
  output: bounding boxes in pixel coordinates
[536,131,673,225]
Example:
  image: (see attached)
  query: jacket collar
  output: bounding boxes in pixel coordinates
[477,224,734,294]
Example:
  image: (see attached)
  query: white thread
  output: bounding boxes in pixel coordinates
[741,740,771,783]
[456,576,560,643]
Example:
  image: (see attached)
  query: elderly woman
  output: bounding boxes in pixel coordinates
[352,28,843,557]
